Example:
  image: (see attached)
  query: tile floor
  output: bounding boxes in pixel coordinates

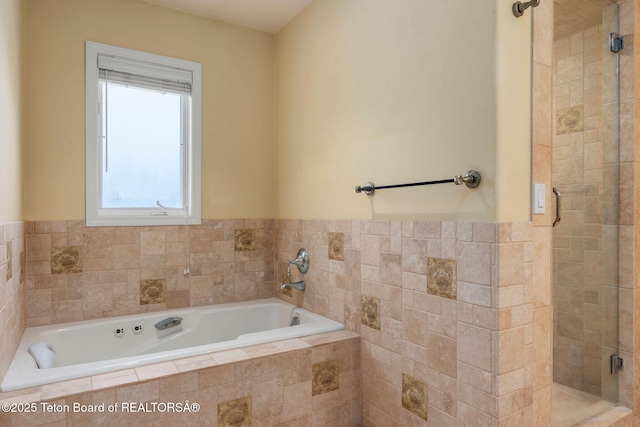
[552,382,615,427]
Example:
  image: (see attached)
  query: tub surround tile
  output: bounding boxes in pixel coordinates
[235,229,255,251]
[25,220,276,325]
[1,335,360,425]
[427,257,457,299]
[212,349,252,365]
[135,361,179,381]
[51,246,82,274]
[312,359,339,396]
[139,279,166,305]
[361,294,381,330]
[41,377,92,400]
[173,354,218,372]
[402,374,428,421]
[328,232,344,261]
[91,369,139,391]
[276,219,535,425]
[218,396,251,427]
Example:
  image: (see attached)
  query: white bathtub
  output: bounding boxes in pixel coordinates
[1,298,343,392]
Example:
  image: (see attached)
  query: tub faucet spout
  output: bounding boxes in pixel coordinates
[155,316,183,330]
[280,280,306,292]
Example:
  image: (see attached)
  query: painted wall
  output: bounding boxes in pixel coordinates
[276,0,531,221]
[0,0,23,223]
[23,0,276,220]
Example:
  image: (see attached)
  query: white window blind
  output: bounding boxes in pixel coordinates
[97,54,192,95]
[86,41,202,227]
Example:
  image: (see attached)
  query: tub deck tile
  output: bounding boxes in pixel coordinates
[0,389,41,404]
[212,349,252,365]
[135,361,180,381]
[91,369,139,391]
[173,354,218,373]
[243,343,282,358]
[273,338,311,352]
[41,377,92,400]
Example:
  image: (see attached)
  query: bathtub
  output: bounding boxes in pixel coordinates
[1,298,343,392]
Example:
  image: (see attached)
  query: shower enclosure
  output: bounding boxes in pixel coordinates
[551,1,624,425]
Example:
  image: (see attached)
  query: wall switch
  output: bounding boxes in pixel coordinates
[534,183,545,214]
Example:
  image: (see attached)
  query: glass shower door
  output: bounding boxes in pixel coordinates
[551,1,621,425]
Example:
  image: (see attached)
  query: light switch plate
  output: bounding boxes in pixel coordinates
[534,183,545,214]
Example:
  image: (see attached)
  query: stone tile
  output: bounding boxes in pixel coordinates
[402,374,428,421]
[426,258,456,300]
[312,359,339,396]
[328,232,344,261]
[140,279,166,305]
[361,295,381,330]
[556,106,584,134]
[140,231,166,255]
[218,396,252,427]
[51,246,82,274]
[234,229,255,252]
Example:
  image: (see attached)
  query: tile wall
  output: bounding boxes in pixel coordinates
[19,218,537,425]
[0,222,25,383]
[552,23,611,397]
[549,0,637,416]
[531,0,554,424]
[275,219,535,426]
[23,219,275,326]
[0,331,361,426]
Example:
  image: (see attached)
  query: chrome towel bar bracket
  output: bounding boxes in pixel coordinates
[355,170,481,196]
[512,0,540,17]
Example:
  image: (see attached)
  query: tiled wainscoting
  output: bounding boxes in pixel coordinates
[24,220,276,326]
[0,331,361,426]
[0,222,25,385]
[276,220,537,426]
[15,218,539,425]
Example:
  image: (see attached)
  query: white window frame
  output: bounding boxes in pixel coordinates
[85,41,201,226]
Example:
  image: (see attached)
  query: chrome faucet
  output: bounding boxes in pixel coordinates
[287,248,309,276]
[281,248,309,292]
[280,280,306,292]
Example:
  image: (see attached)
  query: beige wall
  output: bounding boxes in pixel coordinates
[23,0,276,221]
[276,0,531,221]
[0,0,23,223]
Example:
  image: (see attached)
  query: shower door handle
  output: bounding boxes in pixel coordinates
[552,188,561,227]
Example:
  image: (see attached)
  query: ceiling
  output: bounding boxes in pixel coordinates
[142,0,313,33]
[554,0,618,39]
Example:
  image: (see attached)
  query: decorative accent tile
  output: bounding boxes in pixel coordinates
[328,232,344,261]
[140,279,166,305]
[51,246,82,274]
[218,396,252,427]
[360,295,380,330]
[427,257,457,299]
[402,374,428,421]
[235,229,255,251]
[312,359,339,396]
[6,240,12,281]
[557,106,583,134]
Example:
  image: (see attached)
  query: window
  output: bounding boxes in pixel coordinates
[86,41,201,226]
